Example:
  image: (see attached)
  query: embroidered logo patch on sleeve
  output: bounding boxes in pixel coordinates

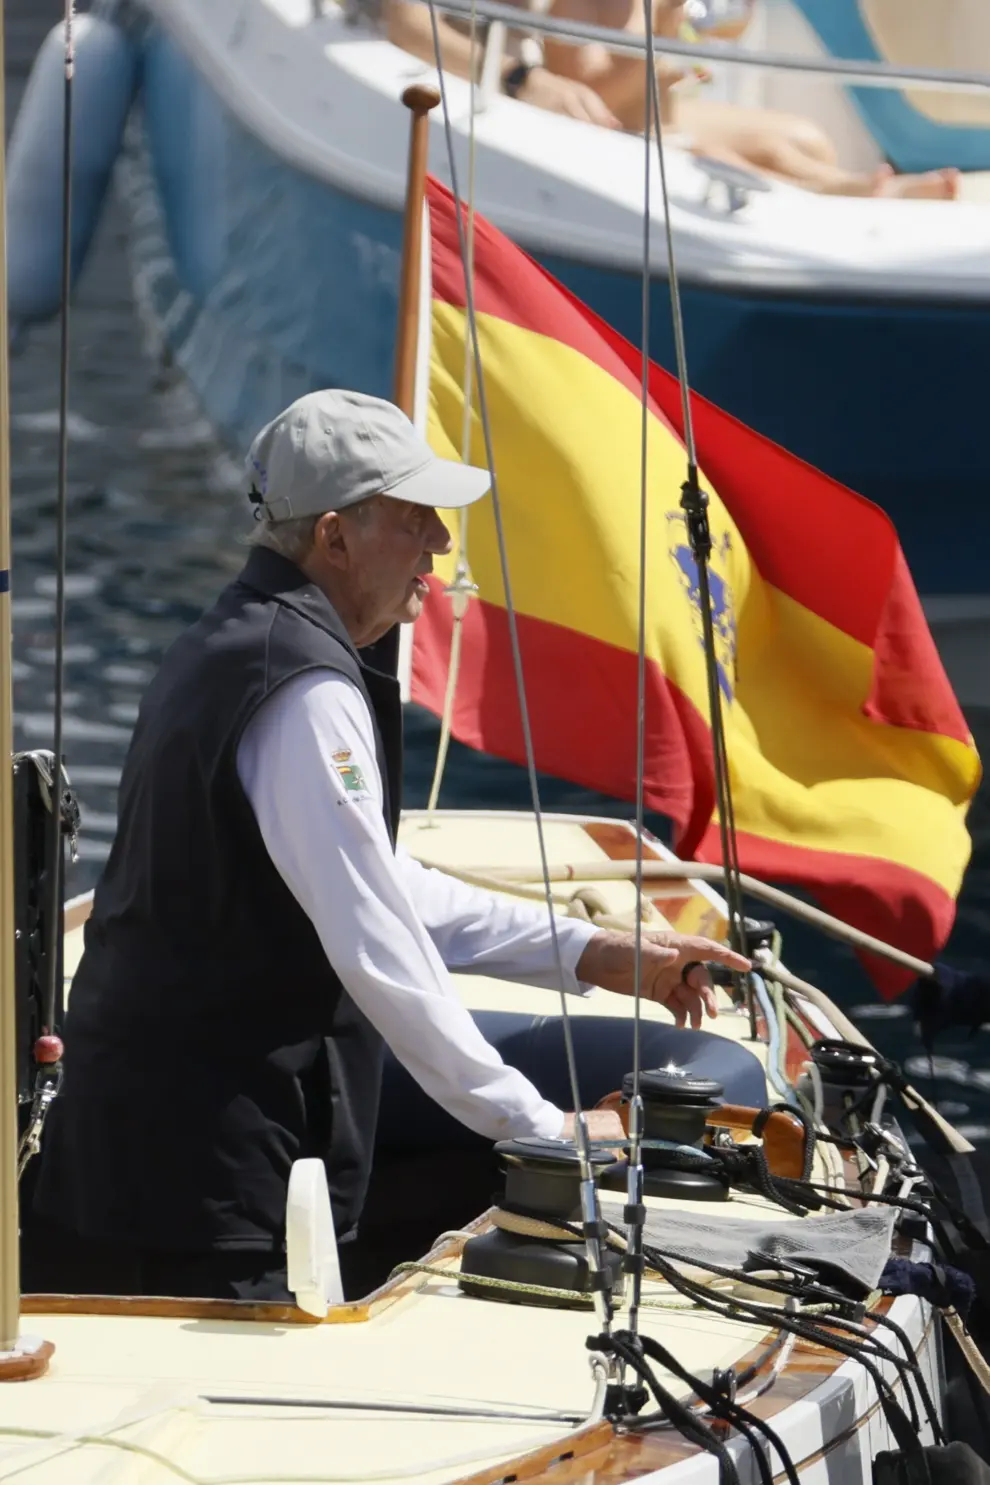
[332,750,370,797]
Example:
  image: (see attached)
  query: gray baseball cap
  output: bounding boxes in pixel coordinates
[245,388,491,522]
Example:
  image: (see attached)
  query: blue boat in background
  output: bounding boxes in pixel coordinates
[8,0,990,710]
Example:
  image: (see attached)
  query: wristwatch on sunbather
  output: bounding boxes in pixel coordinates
[503,60,537,98]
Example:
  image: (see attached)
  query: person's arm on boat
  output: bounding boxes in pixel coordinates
[543,0,683,134]
[382,0,621,126]
[396,846,602,996]
[236,668,573,1142]
[399,847,746,1027]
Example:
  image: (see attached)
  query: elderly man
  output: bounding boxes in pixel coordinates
[28,389,749,1304]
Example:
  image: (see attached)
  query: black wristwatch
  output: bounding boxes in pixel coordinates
[503,61,537,98]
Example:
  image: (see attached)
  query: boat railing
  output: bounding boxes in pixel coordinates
[344,0,990,116]
[400,0,990,93]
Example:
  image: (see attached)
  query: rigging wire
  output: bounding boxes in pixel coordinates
[622,0,661,1353]
[43,0,76,1042]
[644,34,752,1034]
[17,1,76,1182]
[423,0,614,1332]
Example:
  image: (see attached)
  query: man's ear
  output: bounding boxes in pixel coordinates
[312,511,350,570]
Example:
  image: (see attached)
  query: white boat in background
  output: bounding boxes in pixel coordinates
[6,0,990,710]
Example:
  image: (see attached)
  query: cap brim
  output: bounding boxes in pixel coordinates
[382,452,491,511]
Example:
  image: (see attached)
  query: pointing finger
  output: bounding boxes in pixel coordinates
[694,942,751,974]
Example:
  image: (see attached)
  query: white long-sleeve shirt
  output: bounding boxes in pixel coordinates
[236,669,601,1143]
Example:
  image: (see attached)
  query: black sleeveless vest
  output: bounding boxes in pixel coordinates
[34,548,403,1251]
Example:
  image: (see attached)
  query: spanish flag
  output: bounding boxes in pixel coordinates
[412,178,981,995]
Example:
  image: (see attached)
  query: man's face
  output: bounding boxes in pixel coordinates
[337,496,453,644]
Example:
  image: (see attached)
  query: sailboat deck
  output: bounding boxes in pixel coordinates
[8,809,930,1484]
[13,1268,775,1484]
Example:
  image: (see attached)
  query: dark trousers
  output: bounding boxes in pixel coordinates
[377,1010,768,1153]
[20,1219,382,1304]
[20,1220,295,1302]
[22,1011,767,1302]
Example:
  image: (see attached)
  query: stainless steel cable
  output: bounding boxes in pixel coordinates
[624,0,659,1351]
[424,0,614,1330]
[44,1,76,1040]
[646,41,752,1032]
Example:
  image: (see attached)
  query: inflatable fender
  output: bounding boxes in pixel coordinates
[7,14,142,332]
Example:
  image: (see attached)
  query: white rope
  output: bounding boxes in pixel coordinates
[945,1310,990,1397]
[413,854,935,978]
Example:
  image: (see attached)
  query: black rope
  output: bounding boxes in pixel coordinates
[508,1193,941,1448]
[871,1306,946,1446]
[753,1101,817,1182]
[606,1131,833,1215]
[590,1325,796,1485]
[682,476,749,985]
[43,1,75,1039]
[636,1240,942,1445]
[588,1330,743,1485]
[635,1329,800,1485]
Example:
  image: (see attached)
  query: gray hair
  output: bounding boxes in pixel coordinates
[246,513,320,563]
[245,495,381,564]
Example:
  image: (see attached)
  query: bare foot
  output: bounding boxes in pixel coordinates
[873,165,959,201]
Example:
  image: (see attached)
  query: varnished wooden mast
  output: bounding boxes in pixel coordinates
[367,83,441,679]
[0,0,22,1354]
[393,83,440,416]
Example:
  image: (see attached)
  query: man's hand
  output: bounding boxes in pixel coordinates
[574,929,751,1029]
[517,67,621,129]
[560,1108,626,1148]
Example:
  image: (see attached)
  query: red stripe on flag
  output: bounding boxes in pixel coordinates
[864,547,974,744]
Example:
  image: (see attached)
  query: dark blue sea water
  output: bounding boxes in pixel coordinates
[6,0,989,1143]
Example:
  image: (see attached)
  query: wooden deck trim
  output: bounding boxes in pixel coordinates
[22,1216,491,1326]
[20,1292,325,1326]
[456,1423,617,1485]
[0,1339,55,1382]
